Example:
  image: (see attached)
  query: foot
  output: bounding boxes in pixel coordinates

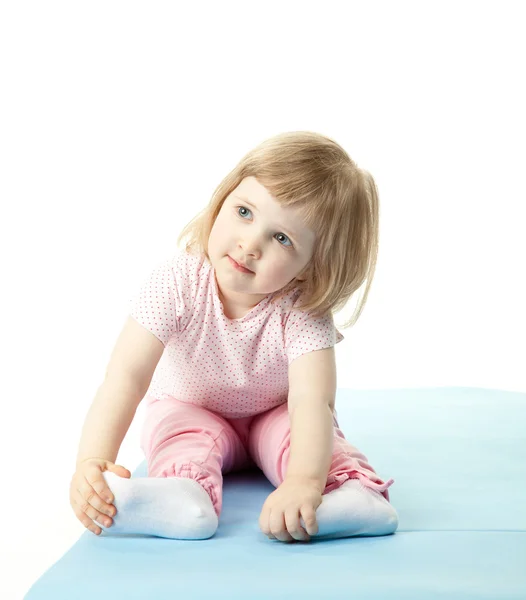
[97,472,218,540]
[307,479,399,540]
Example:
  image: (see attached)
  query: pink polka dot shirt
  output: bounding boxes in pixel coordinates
[129,250,344,419]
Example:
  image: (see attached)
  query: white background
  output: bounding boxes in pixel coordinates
[1,1,525,598]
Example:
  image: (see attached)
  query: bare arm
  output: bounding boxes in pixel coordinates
[75,316,165,468]
[75,379,144,468]
[285,346,337,490]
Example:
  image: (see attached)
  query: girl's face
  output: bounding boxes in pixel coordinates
[208,176,316,317]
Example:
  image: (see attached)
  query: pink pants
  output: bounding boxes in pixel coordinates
[140,397,395,517]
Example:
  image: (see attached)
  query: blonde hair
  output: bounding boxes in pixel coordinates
[177,131,379,329]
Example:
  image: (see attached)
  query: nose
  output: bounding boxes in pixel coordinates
[238,235,262,259]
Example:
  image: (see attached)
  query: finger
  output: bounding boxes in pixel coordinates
[259,506,271,536]
[269,510,294,543]
[90,473,115,504]
[83,474,117,517]
[105,463,132,479]
[71,490,103,535]
[285,507,310,542]
[73,487,113,529]
[300,505,319,536]
[76,481,115,525]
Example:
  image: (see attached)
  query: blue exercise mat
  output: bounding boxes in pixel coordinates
[25,387,526,599]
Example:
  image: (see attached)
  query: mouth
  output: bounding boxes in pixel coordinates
[228,255,254,274]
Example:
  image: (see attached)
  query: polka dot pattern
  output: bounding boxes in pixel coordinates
[129,250,344,419]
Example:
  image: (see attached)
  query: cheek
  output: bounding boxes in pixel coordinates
[267,254,296,278]
[213,211,231,235]
[208,223,222,254]
[209,215,226,243]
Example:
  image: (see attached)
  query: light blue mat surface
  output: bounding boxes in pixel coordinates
[26,388,526,599]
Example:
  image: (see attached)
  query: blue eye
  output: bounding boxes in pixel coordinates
[238,206,252,219]
[275,233,292,247]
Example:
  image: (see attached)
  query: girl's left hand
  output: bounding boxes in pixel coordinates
[259,477,323,543]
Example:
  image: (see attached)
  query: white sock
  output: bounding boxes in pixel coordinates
[97,472,218,540]
[306,479,399,540]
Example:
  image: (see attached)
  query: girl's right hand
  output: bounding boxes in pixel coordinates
[69,458,131,536]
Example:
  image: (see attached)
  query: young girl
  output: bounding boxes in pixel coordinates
[70,131,398,543]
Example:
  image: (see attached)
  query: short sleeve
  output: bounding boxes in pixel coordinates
[284,308,344,366]
[128,253,188,346]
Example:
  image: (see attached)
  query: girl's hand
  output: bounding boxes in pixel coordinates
[259,476,323,543]
[69,458,131,536]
